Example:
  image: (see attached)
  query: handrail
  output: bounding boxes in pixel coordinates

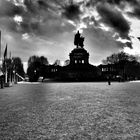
[16,73,25,80]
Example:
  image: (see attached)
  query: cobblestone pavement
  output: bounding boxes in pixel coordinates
[0,82,140,140]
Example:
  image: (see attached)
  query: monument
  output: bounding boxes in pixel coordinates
[58,31,101,81]
[70,31,89,65]
[74,31,84,48]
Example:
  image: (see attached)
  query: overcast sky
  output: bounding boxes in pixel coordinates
[1,0,140,70]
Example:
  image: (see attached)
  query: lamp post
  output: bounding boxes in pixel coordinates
[34,69,36,74]
[13,70,17,84]
[34,69,36,82]
[107,64,111,85]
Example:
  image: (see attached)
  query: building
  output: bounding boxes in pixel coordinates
[98,62,140,81]
[98,64,121,81]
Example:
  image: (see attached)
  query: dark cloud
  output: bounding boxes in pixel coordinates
[82,27,126,64]
[36,20,75,38]
[0,0,24,17]
[1,0,77,36]
[0,0,139,65]
[97,4,130,39]
[86,0,138,6]
[38,0,47,7]
[133,7,140,17]
[0,0,136,51]
[62,4,82,20]
[0,0,74,37]
[106,0,122,5]
[6,5,24,17]
[106,0,138,5]
[125,42,132,48]
[24,0,37,13]
[0,17,17,33]
[24,0,53,13]
[128,5,140,19]
[0,1,32,33]
[83,27,125,50]
[102,0,140,20]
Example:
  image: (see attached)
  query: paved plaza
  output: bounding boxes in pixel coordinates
[0,82,140,140]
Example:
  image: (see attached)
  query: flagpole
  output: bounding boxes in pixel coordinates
[5,62,7,83]
[9,51,12,85]
[4,44,7,84]
[9,51,11,83]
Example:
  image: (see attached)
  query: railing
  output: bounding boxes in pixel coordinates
[16,73,25,81]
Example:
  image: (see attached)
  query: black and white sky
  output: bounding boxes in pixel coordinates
[1,0,140,70]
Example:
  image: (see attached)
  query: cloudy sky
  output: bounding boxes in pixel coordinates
[1,0,140,70]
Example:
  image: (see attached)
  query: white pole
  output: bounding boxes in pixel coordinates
[5,68,7,83]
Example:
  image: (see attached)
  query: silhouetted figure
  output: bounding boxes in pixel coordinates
[74,31,81,48]
[107,76,111,85]
[74,31,85,48]
[0,75,4,88]
[108,79,111,85]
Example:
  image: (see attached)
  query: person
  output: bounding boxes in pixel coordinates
[107,76,111,85]
[74,31,81,48]
[74,31,85,48]
[0,75,4,88]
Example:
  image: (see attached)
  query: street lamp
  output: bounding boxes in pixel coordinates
[34,70,36,74]
[13,70,17,84]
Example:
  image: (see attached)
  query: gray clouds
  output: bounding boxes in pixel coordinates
[62,4,82,20]
[0,0,132,39]
[0,0,24,17]
[1,0,140,64]
[0,0,75,36]
[97,3,130,39]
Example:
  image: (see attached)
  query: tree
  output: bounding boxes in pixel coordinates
[102,52,131,64]
[2,57,25,82]
[28,55,40,68]
[12,57,25,78]
[102,51,140,80]
[27,55,41,82]
[39,56,49,79]
[27,55,49,82]
[40,56,49,65]
[2,58,12,83]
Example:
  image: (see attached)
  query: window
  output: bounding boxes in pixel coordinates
[75,60,77,63]
[82,60,84,64]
